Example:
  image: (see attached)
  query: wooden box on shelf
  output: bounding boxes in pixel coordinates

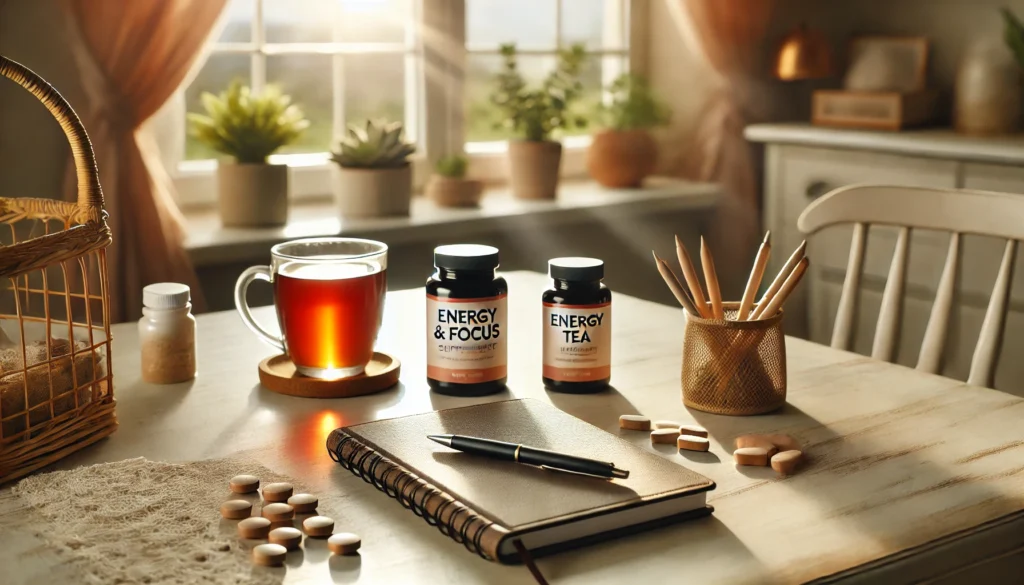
[811,89,939,131]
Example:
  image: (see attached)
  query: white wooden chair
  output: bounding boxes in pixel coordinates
[797,184,1024,388]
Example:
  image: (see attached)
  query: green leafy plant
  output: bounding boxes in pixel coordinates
[330,119,415,168]
[490,43,588,141]
[596,74,671,131]
[187,80,308,164]
[1002,8,1024,69]
[435,154,468,178]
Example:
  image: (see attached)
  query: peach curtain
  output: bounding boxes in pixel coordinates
[678,0,777,283]
[62,0,227,321]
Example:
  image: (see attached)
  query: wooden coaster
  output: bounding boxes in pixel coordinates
[259,352,401,399]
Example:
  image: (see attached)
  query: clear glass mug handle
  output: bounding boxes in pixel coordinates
[234,265,285,352]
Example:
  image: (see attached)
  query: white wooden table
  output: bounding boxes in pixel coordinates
[3,272,1023,584]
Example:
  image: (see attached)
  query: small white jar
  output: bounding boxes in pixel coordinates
[139,282,197,384]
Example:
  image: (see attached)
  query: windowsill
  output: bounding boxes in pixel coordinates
[183,177,720,266]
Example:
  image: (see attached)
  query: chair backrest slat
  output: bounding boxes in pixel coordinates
[968,239,1017,388]
[831,222,868,351]
[798,185,1022,389]
[917,232,961,374]
[871,226,910,362]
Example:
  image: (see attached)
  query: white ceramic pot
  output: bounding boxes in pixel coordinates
[216,162,288,227]
[956,39,1022,136]
[332,165,412,218]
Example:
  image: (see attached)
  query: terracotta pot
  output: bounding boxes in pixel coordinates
[586,129,658,188]
[216,162,288,227]
[332,164,412,218]
[425,176,484,208]
[508,140,562,200]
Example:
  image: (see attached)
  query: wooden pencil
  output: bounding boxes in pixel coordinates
[652,251,699,316]
[751,240,806,320]
[674,235,711,318]
[699,236,725,319]
[756,256,809,319]
[737,231,771,321]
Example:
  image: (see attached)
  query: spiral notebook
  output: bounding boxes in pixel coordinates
[325,399,715,563]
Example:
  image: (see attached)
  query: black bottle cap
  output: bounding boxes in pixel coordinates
[434,244,500,271]
[548,257,604,281]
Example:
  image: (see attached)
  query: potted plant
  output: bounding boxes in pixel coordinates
[188,81,307,227]
[425,154,484,208]
[491,43,587,200]
[587,74,671,188]
[330,119,416,217]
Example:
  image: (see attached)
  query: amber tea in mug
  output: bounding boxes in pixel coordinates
[235,238,387,379]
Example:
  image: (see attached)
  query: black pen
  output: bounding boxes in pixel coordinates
[427,434,629,479]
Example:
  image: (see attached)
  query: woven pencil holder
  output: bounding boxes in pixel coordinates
[0,56,115,484]
[681,302,786,416]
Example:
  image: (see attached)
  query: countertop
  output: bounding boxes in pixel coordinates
[745,122,1024,165]
[183,178,720,267]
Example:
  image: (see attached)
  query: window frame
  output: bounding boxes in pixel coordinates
[164,0,646,208]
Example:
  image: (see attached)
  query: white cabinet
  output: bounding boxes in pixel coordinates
[751,124,1024,391]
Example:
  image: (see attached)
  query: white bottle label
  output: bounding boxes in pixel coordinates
[427,294,507,383]
[542,302,611,382]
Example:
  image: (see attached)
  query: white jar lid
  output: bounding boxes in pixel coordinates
[143,282,191,309]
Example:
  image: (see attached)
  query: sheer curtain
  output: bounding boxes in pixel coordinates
[677,0,777,282]
[61,0,228,321]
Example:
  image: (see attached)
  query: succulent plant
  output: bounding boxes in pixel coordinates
[435,154,468,178]
[490,43,588,141]
[187,80,308,164]
[597,74,671,131]
[330,119,415,168]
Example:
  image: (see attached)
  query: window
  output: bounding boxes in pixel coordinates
[464,0,630,148]
[184,0,422,163]
[166,0,638,206]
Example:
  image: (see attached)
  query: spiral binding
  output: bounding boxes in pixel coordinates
[328,432,496,560]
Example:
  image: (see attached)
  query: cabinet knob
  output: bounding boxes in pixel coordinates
[806,180,832,200]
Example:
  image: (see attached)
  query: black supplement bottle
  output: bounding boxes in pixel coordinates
[426,244,508,396]
[542,257,612,393]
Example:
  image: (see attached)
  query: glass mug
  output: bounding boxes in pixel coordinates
[234,237,388,379]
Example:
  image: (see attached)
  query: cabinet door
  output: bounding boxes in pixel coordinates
[767,144,958,341]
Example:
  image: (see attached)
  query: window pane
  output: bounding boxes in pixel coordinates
[343,54,407,131]
[265,0,336,43]
[467,0,556,49]
[561,0,627,49]
[267,54,334,154]
[338,0,410,43]
[465,54,554,142]
[563,55,626,137]
[217,0,253,43]
[184,53,251,160]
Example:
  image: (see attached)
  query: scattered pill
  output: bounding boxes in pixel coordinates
[653,420,682,430]
[650,428,680,444]
[735,435,779,459]
[328,532,361,555]
[262,482,294,503]
[229,474,260,494]
[734,447,769,466]
[238,517,272,539]
[252,543,287,567]
[677,435,710,452]
[766,433,801,452]
[619,415,651,431]
[220,499,253,519]
[303,515,335,538]
[268,527,302,550]
[771,450,803,475]
[262,503,294,522]
[287,493,318,514]
[678,424,708,438]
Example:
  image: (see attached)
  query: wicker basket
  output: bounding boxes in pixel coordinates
[682,302,786,415]
[0,56,115,484]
